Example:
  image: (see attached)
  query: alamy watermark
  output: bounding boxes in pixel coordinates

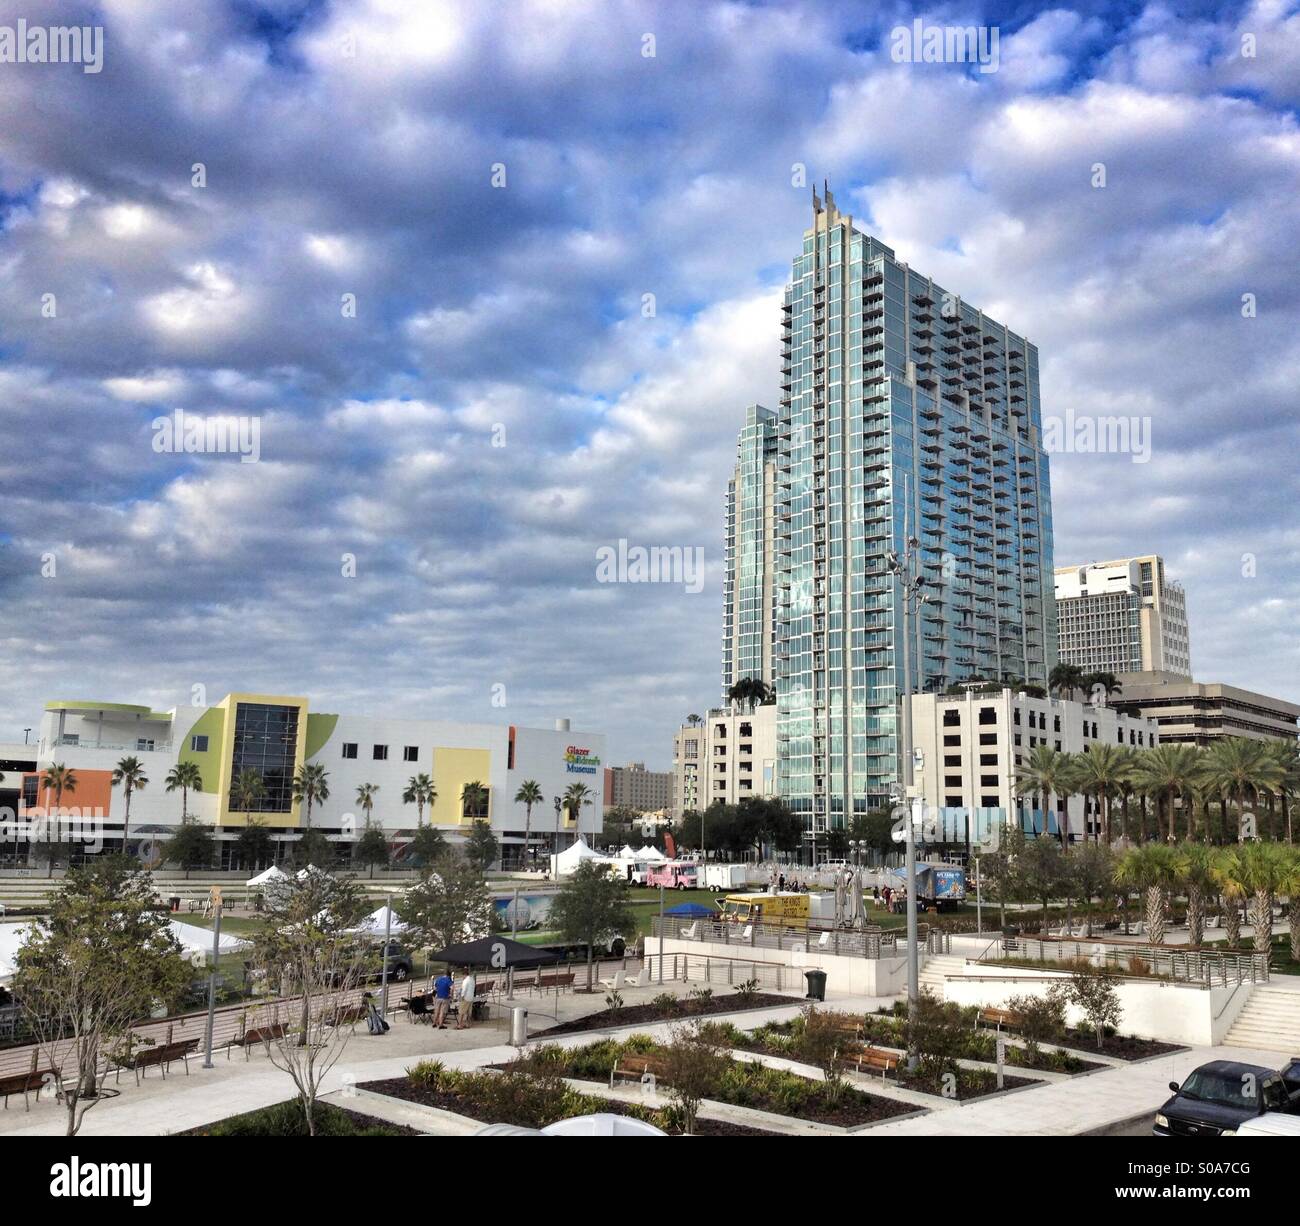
[890,20,999,74]
[0,19,103,73]
[152,409,261,463]
[1042,408,1152,464]
[595,539,704,594]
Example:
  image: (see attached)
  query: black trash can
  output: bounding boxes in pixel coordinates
[169,896,182,913]
[804,970,827,1001]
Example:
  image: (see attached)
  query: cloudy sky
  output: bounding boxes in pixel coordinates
[0,0,1296,767]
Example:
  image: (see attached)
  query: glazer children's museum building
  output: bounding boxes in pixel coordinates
[3,694,603,869]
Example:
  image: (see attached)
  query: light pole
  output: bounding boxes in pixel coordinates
[888,529,927,1072]
[379,891,393,1018]
[201,887,222,1068]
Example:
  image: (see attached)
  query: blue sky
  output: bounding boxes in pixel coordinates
[0,0,1297,767]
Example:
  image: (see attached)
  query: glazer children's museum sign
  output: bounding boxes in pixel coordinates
[564,745,600,775]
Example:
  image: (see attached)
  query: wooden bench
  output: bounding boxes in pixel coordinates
[850,1045,901,1078]
[113,1038,200,1085]
[977,1006,1023,1032]
[609,1053,671,1090]
[534,972,576,992]
[0,1067,58,1110]
[230,1022,289,1059]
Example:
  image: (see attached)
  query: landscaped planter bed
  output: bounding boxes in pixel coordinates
[515,1036,916,1126]
[361,1064,780,1135]
[535,988,793,1036]
[186,1099,418,1136]
[1054,1030,1184,1061]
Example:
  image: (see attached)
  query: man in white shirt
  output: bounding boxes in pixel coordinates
[456,968,477,1030]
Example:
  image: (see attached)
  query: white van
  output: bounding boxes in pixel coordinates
[1234,1113,1300,1136]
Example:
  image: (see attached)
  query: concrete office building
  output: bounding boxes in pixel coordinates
[673,704,778,815]
[910,688,1159,843]
[770,187,1056,840]
[13,694,604,868]
[1111,673,1299,746]
[721,404,780,701]
[1055,555,1191,678]
[603,762,673,813]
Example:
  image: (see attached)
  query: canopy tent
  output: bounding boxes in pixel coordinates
[634,845,667,862]
[425,935,554,969]
[663,903,715,918]
[0,921,31,985]
[246,865,289,887]
[619,844,639,860]
[168,919,249,958]
[353,904,408,937]
[550,837,617,877]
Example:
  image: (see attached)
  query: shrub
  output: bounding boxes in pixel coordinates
[659,1020,728,1135]
[1005,991,1067,1055]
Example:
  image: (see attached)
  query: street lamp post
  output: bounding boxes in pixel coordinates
[888,528,927,1072]
[201,887,222,1069]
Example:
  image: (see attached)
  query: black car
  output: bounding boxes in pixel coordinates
[1154,1058,1300,1136]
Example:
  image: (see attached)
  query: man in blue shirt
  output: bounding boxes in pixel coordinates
[432,970,454,1028]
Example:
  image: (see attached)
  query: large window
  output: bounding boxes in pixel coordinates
[228,703,300,813]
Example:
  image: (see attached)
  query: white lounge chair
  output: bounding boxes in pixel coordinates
[817,931,832,950]
[625,965,654,987]
[680,922,699,939]
[741,925,753,940]
[599,969,625,992]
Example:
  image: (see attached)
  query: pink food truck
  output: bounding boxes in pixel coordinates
[645,861,698,890]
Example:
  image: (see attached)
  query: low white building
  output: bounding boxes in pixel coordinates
[12,694,604,868]
[672,703,777,815]
[910,688,1160,843]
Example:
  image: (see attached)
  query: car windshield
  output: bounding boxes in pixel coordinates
[1179,1069,1259,1110]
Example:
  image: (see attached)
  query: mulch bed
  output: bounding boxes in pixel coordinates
[1056,1031,1185,1061]
[358,1076,780,1135]
[536,992,794,1036]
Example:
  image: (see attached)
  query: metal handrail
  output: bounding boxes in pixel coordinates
[651,916,900,960]
[985,934,1268,987]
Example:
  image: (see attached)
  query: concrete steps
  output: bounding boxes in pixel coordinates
[918,953,967,999]
[1224,985,1300,1055]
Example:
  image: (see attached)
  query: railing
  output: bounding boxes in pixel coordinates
[985,934,1269,987]
[641,952,805,994]
[651,916,907,960]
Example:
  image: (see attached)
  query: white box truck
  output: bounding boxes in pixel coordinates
[700,863,749,890]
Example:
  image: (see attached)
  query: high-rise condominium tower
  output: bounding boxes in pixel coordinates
[772,188,1056,840]
[1054,555,1191,677]
[721,405,779,701]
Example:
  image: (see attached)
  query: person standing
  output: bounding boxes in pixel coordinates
[456,967,477,1030]
[432,969,454,1028]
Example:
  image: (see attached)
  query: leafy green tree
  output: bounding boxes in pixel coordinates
[1063,966,1123,1050]
[247,870,368,1135]
[111,756,148,852]
[237,816,274,872]
[402,855,495,952]
[353,824,390,879]
[14,857,189,1135]
[1064,841,1116,936]
[164,818,216,878]
[293,762,331,831]
[464,819,499,872]
[549,859,634,991]
[660,1019,728,1134]
[295,827,334,870]
[164,761,204,821]
[403,772,436,829]
[1015,834,1067,927]
[407,824,447,867]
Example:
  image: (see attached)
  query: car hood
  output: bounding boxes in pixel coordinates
[1159,1093,1255,1132]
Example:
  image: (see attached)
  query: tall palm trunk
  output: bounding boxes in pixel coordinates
[1290,905,1300,963]
[1249,890,1273,956]
[1146,885,1167,946]
[1186,884,1204,947]
[1224,896,1241,947]
[523,803,532,869]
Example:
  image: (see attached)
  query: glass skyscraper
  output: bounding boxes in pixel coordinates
[770,187,1057,840]
[721,404,779,701]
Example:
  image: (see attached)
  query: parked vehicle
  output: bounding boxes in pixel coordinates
[1154,1058,1300,1136]
[534,930,628,960]
[645,862,698,890]
[700,863,749,890]
[1235,1113,1300,1136]
[720,891,812,927]
[885,862,967,912]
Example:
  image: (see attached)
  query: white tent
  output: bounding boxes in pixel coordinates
[635,845,668,862]
[0,921,33,985]
[296,864,324,880]
[353,905,407,937]
[247,865,289,887]
[619,844,638,860]
[551,837,617,877]
[168,920,248,958]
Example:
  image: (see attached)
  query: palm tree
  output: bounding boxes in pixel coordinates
[1175,841,1218,947]
[292,762,330,831]
[164,761,203,822]
[1072,743,1132,843]
[232,769,266,818]
[111,756,148,853]
[37,764,77,873]
[1114,842,1180,945]
[1216,842,1289,955]
[563,781,593,828]
[1014,745,1077,842]
[402,772,436,829]
[461,781,489,822]
[727,677,772,712]
[514,779,543,869]
[1131,744,1201,842]
[1276,846,1300,963]
[1263,740,1299,844]
[1081,671,1122,705]
[1202,737,1283,842]
[1048,662,1085,701]
[355,782,380,829]
[1213,845,1247,948]
[686,713,702,727]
